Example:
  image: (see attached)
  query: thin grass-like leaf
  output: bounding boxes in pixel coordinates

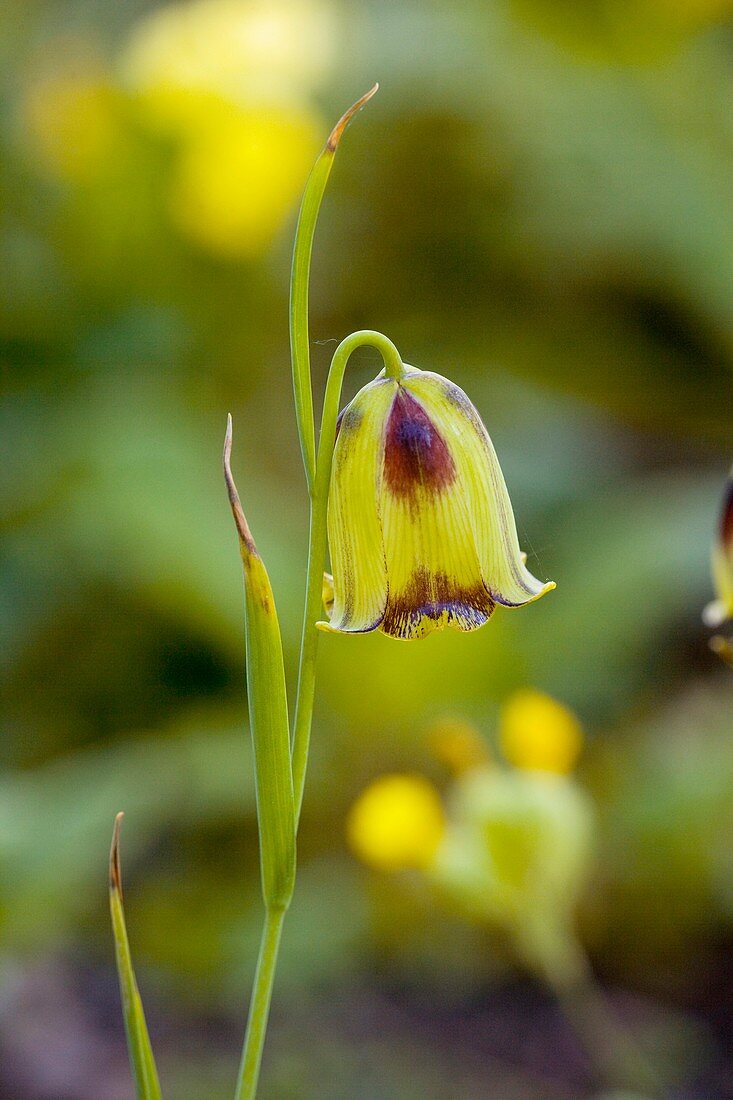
[224,418,295,909]
[289,83,379,492]
[109,813,163,1100]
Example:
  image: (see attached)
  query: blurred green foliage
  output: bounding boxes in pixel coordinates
[2,0,733,1096]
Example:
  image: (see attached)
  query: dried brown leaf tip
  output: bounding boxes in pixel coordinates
[327,84,379,152]
[223,414,258,558]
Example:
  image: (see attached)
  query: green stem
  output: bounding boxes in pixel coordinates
[556,976,662,1096]
[291,330,405,821]
[539,943,662,1096]
[234,907,287,1100]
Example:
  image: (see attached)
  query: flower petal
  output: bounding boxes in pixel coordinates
[380,383,495,639]
[319,378,394,633]
[404,372,555,607]
[707,471,733,626]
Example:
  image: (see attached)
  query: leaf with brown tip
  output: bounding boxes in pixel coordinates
[109,813,163,1100]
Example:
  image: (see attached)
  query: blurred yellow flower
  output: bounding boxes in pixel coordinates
[499,689,582,775]
[428,717,491,775]
[168,104,321,258]
[433,766,593,981]
[119,0,333,257]
[121,0,336,130]
[347,774,446,871]
[22,63,121,184]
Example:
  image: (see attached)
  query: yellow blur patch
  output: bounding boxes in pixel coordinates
[428,717,491,775]
[433,766,594,962]
[23,66,121,184]
[122,0,337,125]
[499,689,583,775]
[168,104,321,258]
[347,774,446,871]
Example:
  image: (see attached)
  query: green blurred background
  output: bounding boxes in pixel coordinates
[2,0,733,1096]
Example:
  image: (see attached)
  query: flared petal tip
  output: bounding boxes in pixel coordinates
[316,618,340,635]
[534,579,557,601]
[316,617,382,636]
[495,577,556,609]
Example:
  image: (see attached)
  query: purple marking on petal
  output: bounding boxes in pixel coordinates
[382,568,494,639]
[334,401,363,442]
[383,389,456,500]
[426,373,486,431]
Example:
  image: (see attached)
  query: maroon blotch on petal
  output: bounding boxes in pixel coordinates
[383,389,456,500]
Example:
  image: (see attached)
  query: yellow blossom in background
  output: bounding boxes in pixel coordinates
[120,0,337,131]
[428,717,491,775]
[433,766,594,982]
[168,103,321,258]
[347,774,446,871]
[22,60,122,184]
[119,0,332,258]
[351,762,595,984]
[453,768,591,914]
[499,689,582,775]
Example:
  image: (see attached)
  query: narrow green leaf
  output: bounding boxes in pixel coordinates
[224,417,296,909]
[289,84,379,493]
[109,813,163,1100]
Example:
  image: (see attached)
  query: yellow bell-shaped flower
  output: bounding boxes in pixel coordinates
[703,468,733,629]
[318,367,555,640]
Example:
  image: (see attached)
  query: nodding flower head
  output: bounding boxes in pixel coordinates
[318,366,555,640]
[703,468,733,630]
